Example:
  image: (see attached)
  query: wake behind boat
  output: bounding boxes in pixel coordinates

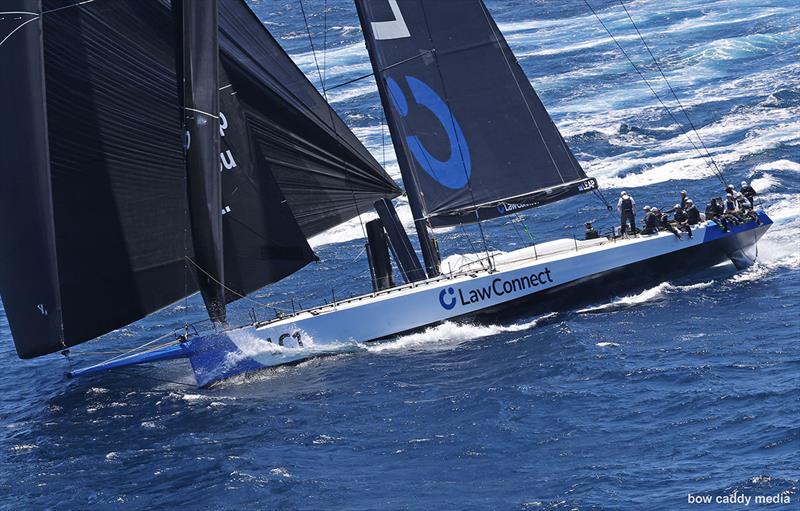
[0,0,772,387]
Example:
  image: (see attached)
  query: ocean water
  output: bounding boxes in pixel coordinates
[1,1,798,509]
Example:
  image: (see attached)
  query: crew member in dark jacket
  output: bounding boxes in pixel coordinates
[617,191,637,234]
[641,207,660,235]
[584,222,600,240]
[740,181,757,206]
[708,197,730,232]
[684,199,701,225]
[679,190,689,209]
[672,204,693,238]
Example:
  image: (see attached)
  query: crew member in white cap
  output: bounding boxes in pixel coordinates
[680,190,689,209]
[617,191,637,234]
[684,199,701,225]
[740,181,757,206]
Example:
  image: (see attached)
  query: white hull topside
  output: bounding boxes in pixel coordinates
[183,215,770,385]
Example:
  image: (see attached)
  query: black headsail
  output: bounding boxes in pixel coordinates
[0,0,399,360]
[218,0,400,238]
[354,0,597,228]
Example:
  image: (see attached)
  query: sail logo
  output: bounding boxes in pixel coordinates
[437,269,555,310]
[498,201,538,214]
[438,287,457,310]
[370,0,410,40]
[386,76,472,189]
[578,178,598,191]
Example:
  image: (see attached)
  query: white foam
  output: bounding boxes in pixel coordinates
[754,159,800,173]
[749,173,780,193]
[590,108,800,189]
[366,313,557,354]
[578,280,715,313]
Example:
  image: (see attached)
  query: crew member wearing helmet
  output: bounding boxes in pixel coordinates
[740,181,757,206]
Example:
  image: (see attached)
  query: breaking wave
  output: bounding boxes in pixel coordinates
[578,281,715,313]
[366,313,558,354]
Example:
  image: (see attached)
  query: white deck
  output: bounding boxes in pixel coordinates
[190,225,711,384]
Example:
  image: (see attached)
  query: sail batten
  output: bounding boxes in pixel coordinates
[354,0,593,227]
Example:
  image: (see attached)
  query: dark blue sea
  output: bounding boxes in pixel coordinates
[1,1,798,509]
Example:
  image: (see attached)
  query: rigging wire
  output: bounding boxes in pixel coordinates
[298,0,326,98]
[513,212,537,246]
[297,1,368,255]
[582,0,727,186]
[185,256,293,313]
[507,214,530,248]
[617,0,726,185]
[322,0,328,91]
[593,189,614,214]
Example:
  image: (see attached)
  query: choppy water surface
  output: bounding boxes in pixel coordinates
[1,1,798,509]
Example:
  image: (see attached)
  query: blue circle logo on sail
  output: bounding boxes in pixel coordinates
[386,76,471,189]
[438,287,457,310]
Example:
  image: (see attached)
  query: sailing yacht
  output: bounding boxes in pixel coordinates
[0,0,770,386]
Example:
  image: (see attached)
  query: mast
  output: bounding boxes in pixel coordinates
[177,0,226,323]
[353,0,440,278]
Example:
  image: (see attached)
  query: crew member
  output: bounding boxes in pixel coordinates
[658,209,683,239]
[708,197,730,232]
[740,181,757,206]
[724,193,742,225]
[739,199,760,223]
[679,190,689,209]
[641,206,652,231]
[725,193,739,213]
[617,191,637,235]
[684,199,701,225]
[641,207,659,235]
[704,200,717,220]
[672,204,693,238]
[584,222,600,240]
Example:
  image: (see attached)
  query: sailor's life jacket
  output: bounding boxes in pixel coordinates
[620,197,634,212]
[726,198,737,211]
[673,210,688,223]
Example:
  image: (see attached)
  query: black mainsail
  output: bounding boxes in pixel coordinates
[0,0,400,359]
[354,0,597,228]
